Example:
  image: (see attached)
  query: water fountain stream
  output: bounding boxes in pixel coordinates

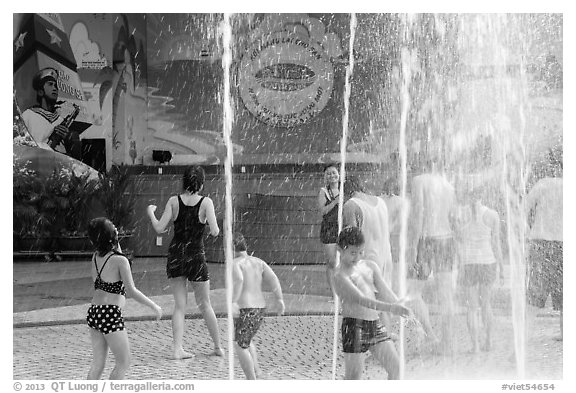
[221,12,236,379]
[396,15,415,378]
[218,12,551,380]
[331,12,358,380]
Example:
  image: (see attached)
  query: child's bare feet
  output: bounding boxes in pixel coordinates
[209,347,225,357]
[173,350,194,360]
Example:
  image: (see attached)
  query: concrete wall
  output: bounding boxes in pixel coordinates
[128,165,392,264]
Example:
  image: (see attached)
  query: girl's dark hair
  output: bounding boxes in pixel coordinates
[233,232,248,252]
[88,217,118,256]
[343,176,365,198]
[383,177,399,195]
[337,226,365,249]
[183,166,205,193]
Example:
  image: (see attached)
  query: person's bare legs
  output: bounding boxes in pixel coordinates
[87,329,108,380]
[235,342,256,379]
[465,285,481,353]
[170,277,193,359]
[248,343,261,377]
[392,262,438,344]
[372,340,400,380]
[406,279,440,343]
[191,280,224,356]
[435,271,455,356]
[343,353,365,380]
[104,330,131,380]
[478,282,494,351]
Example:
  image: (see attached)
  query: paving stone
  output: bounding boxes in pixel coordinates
[13,313,562,380]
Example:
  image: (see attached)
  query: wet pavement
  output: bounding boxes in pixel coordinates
[13,258,564,380]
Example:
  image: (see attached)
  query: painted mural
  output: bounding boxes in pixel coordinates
[13,13,405,167]
[141,13,401,165]
[60,13,114,169]
[14,13,562,169]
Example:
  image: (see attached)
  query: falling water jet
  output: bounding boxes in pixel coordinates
[502,16,529,379]
[456,14,530,377]
[396,13,415,379]
[497,20,530,374]
[221,12,235,380]
[331,12,357,380]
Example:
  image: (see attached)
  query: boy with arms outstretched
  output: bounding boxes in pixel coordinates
[232,232,285,379]
[334,227,412,379]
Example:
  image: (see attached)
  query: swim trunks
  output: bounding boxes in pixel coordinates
[166,249,209,282]
[234,308,265,349]
[461,263,497,287]
[527,240,563,311]
[86,304,125,335]
[341,317,392,353]
[408,237,456,280]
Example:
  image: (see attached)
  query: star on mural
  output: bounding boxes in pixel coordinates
[14,32,27,51]
[46,29,62,46]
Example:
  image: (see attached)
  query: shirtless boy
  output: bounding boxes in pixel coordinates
[334,227,412,380]
[232,232,285,379]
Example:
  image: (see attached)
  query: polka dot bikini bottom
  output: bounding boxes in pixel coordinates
[86,304,125,335]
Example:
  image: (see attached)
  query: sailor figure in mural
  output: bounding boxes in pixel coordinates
[21,67,82,160]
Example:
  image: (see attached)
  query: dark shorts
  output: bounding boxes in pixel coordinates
[234,308,265,349]
[341,317,392,353]
[320,221,339,244]
[527,240,563,310]
[86,304,125,335]
[461,263,497,287]
[408,237,456,280]
[167,245,209,282]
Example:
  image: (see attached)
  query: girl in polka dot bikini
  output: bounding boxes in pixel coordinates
[86,218,162,380]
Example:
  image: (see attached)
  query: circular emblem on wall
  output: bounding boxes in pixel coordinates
[238,31,334,128]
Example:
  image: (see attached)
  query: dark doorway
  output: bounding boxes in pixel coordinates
[81,138,106,173]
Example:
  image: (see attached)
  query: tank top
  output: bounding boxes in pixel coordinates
[171,195,206,251]
[93,252,126,296]
[458,205,496,265]
[413,173,455,239]
[350,196,392,284]
[321,187,339,224]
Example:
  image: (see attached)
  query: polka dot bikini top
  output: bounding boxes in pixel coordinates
[93,252,126,296]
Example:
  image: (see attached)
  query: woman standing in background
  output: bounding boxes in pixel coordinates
[317,164,342,298]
